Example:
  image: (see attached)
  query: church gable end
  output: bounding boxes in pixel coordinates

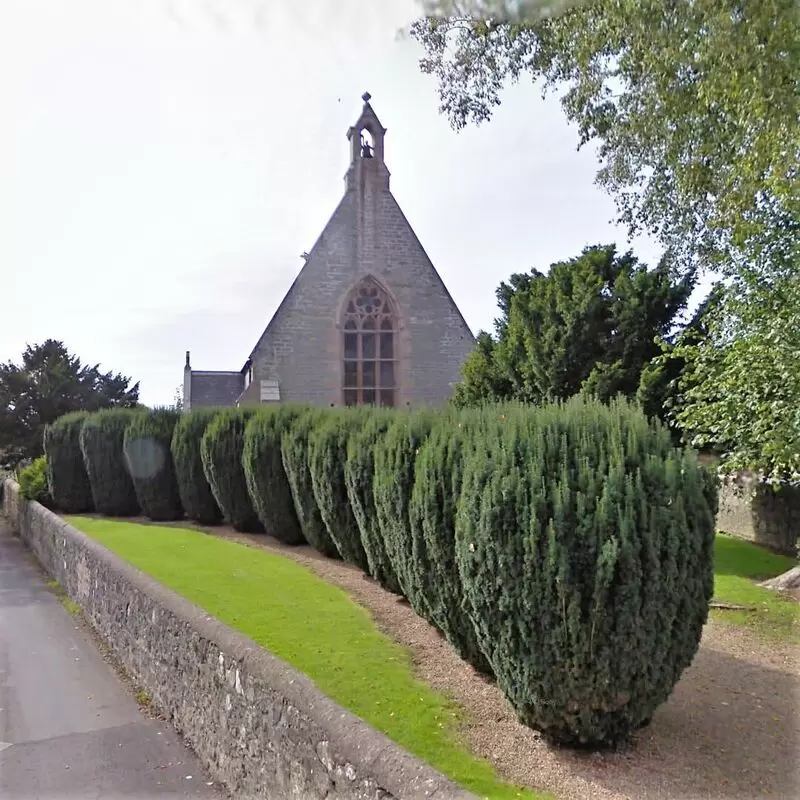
[186,94,474,411]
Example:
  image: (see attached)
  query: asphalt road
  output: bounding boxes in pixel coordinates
[0,520,224,800]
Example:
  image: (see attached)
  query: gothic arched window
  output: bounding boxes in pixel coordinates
[342,279,396,407]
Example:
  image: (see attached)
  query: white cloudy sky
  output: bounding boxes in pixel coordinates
[0,0,701,407]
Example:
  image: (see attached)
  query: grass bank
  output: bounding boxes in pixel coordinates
[712,533,799,643]
[66,516,545,800]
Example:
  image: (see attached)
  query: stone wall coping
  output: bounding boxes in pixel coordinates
[2,479,475,800]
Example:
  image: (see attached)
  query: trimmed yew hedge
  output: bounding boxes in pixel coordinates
[44,397,717,750]
[43,411,94,513]
[242,406,305,544]
[200,408,262,533]
[308,409,370,571]
[344,408,399,592]
[281,409,340,558]
[373,410,438,621]
[171,409,223,525]
[123,407,184,521]
[79,408,141,516]
[454,399,715,747]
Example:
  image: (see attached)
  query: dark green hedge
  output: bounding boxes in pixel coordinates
[454,399,716,747]
[408,411,492,676]
[308,409,370,570]
[373,410,438,620]
[79,408,141,516]
[242,406,305,544]
[171,409,223,525]
[344,408,399,592]
[123,408,184,521]
[281,409,340,557]
[43,411,94,513]
[200,408,262,533]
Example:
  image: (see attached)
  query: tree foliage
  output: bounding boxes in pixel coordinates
[43,411,94,513]
[171,409,223,525]
[455,398,716,746]
[453,244,694,421]
[410,1,799,276]
[0,340,139,469]
[123,408,184,521]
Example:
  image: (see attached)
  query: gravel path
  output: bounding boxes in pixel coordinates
[160,523,800,799]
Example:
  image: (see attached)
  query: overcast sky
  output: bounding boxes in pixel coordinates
[1,0,697,407]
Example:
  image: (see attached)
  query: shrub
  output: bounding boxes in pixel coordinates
[344,408,400,592]
[171,409,223,525]
[408,411,492,675]
[373,410,438,617]
[43,411,94,513]
[281,409,340,557]
[18,456,53,507]
[80,408,141,516]
[454,398,716,747]
[123,407,184,521]
[308,409,371,570]
[200,408,262,533]
[242,406,306,544]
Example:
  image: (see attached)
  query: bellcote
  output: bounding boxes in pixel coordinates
[345,92,390,192]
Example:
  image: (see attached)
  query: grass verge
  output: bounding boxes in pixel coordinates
[713,533,799,643]
[66,516,546,800]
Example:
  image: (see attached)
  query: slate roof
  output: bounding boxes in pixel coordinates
[189,371,244,408]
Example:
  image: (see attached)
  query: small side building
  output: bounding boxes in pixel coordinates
[183,93,475,412]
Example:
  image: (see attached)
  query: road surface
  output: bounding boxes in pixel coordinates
[0,520,224,799]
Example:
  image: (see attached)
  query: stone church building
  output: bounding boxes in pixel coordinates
[183,94,475,411]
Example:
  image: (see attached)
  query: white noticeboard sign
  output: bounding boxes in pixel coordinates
[260,380,280,402]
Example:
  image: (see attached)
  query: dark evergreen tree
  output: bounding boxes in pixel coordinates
[281,409,340,558]
[123,408,184,521]
[79,408,141,516]
[308,409,370,571]
[344,408,400,593]
[408,410,492,675]
[43,411,94,513]
[200,409,262,533]
[373,410,438,617]
[455,398,716,747]
[242,405,306,544]
[171,409,223,525]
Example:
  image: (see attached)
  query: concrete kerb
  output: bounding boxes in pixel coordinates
[1,479,476,800]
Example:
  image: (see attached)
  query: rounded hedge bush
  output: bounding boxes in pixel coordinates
[171,409,223,525]
[408,411,492,675]
[79,408,141,516]
[123,407,184,521]
[242,406,305,544]
[200,408,262,533]
[43,411,94,513]
[281,409,340,557]
[373,410,438,618]
[454,398,716,748]
[18,455,53,507]
[344,408,400,592]
[308,409,371,571]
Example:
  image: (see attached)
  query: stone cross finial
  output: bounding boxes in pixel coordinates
[362,91,371,103]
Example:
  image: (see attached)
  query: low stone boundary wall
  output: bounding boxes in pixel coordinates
[2,480,473,800]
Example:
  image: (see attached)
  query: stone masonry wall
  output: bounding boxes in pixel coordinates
[1,480,474,800]
[716,474,800,556]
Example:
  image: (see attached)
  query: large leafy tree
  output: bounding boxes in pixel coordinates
[0,340,140,468]
[453,244,695,416]
[415,0,799,479]
[410,0,799,275]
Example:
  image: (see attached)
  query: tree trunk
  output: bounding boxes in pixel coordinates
[759,566,800,591]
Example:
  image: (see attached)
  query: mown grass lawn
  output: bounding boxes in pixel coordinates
[712,533,799,643]
[66,516,547,800]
